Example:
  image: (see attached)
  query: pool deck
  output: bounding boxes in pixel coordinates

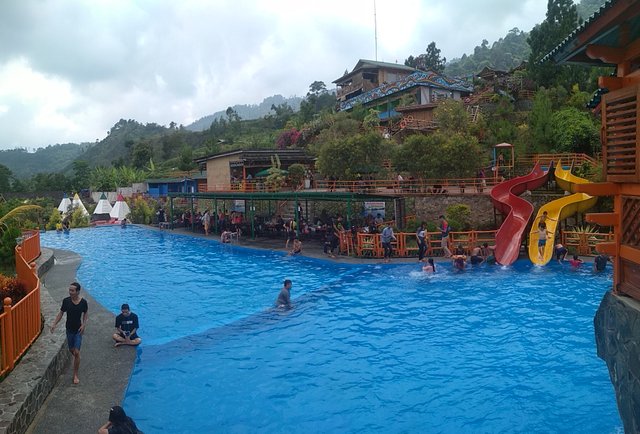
[23,225,571,433]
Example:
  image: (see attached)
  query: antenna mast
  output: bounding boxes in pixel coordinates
[374,0,378,61]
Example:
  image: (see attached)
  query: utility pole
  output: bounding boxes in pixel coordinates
[374,0,378,61]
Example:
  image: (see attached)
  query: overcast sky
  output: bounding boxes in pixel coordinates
[0,0,547,151]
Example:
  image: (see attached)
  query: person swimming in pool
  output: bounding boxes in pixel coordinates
[275,279,292,309]
[422,258,436,273]
[452,255,466,271]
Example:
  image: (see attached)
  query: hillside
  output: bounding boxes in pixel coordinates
[0,143,90,179]
[186,94,302,132]
[72,119,169,168]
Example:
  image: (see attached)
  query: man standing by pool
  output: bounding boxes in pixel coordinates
[113,303,142,347]
[275,279,292,309]
[50,282,88,384]
[381,222,396,263]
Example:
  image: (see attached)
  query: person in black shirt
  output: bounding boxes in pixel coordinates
[50,282,88,384]
[113,303,141,347]
[98,405,140,434]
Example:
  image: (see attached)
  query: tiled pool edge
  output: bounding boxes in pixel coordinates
[0,249,70,434]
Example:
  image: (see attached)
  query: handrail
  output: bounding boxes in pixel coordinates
[519,153,599,168]
[0,230,42,377]
[561,230,614,256]
[349,230,497,258]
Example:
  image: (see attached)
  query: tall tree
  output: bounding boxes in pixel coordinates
[405,41,446,74]
[72,160,91,191]
[527,0,581,88]
[0,164,13,192]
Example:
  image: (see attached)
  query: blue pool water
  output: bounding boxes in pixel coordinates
[42,226,622,433]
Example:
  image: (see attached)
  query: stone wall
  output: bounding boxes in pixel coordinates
[0,250,69,434]
[594,291,640,433]
[413,192,571,229]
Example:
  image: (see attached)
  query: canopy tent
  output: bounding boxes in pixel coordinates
[93,193,113,214]
[254,168,288,178]
[57,193,72,214]
[72,193,90,217]
[110,194,131,220]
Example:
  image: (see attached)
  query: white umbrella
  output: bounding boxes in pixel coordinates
[110,194,131,220]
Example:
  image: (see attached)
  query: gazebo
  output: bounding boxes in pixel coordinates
[493,142,515,180]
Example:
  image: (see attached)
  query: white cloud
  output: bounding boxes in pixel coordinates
[0,0,548,150]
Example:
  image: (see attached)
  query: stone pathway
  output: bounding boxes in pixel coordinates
[26,249,137,434]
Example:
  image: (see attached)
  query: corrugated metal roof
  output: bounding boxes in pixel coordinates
[540,0,616,64]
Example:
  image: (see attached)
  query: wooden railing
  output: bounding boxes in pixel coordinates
[347,230,497,258]
[518,153,599,168]
[1,230,42,377]
[561,230,615,256]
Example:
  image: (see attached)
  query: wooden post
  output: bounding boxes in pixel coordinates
[3,297,14,370]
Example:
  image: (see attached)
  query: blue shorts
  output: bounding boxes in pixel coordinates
[66,331,82,350]
[538,239,546,247]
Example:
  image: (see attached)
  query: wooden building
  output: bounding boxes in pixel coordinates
[547,1,640,430]
[194,149,315,191]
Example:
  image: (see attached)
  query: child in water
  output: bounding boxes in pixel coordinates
[569,255,584,268]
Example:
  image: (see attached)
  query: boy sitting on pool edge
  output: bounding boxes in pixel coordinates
[113,303,141,347]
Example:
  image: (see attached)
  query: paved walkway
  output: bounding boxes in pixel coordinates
[26,249,137,434]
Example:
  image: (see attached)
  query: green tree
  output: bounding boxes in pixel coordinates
[316,132,385,180]
[72,160,91,191]
[405,41,446,74]
[132,142,154,169]
[434,99,471,134]
[551,107,599,154]
[529,90,555,152]
[527,0,584,88]
[178,146,196,171]
[0,164,13,192]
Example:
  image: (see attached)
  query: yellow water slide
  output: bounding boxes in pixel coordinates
[528,164,598,265]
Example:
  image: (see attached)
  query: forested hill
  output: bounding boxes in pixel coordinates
[186,94,302,132]
[445,28,531,78]
[72,119,169,169]
[444,0,606,78]
[0,143,90,179]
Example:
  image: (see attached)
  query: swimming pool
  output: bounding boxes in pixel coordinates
[42,226,621,433]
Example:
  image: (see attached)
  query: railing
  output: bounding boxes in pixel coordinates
[561,230,615,256]
[315,177,498,195]
[203,176,498,195]
[1,230,42,377]
[518,153,599,168]
[348,230,497,258]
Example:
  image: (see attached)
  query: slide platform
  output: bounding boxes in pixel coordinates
[528,164,597,265]
[490,162,551,266]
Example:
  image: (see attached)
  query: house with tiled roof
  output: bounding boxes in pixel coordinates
[333,59,473,131]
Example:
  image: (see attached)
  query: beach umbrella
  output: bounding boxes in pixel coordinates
[93,192,113,214]
[110,194,131,220]
[57,193,72,214]
[72,193,90,217]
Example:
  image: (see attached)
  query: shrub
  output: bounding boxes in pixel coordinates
[129,197,154,224]
[0,275,29,305]
[47,209,62,230]
[70,207,89,228]
[446,204,471,231]
[0,226,21,266]
[287,163,306,187]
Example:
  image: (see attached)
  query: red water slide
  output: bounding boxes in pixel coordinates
[490,162,551,265]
